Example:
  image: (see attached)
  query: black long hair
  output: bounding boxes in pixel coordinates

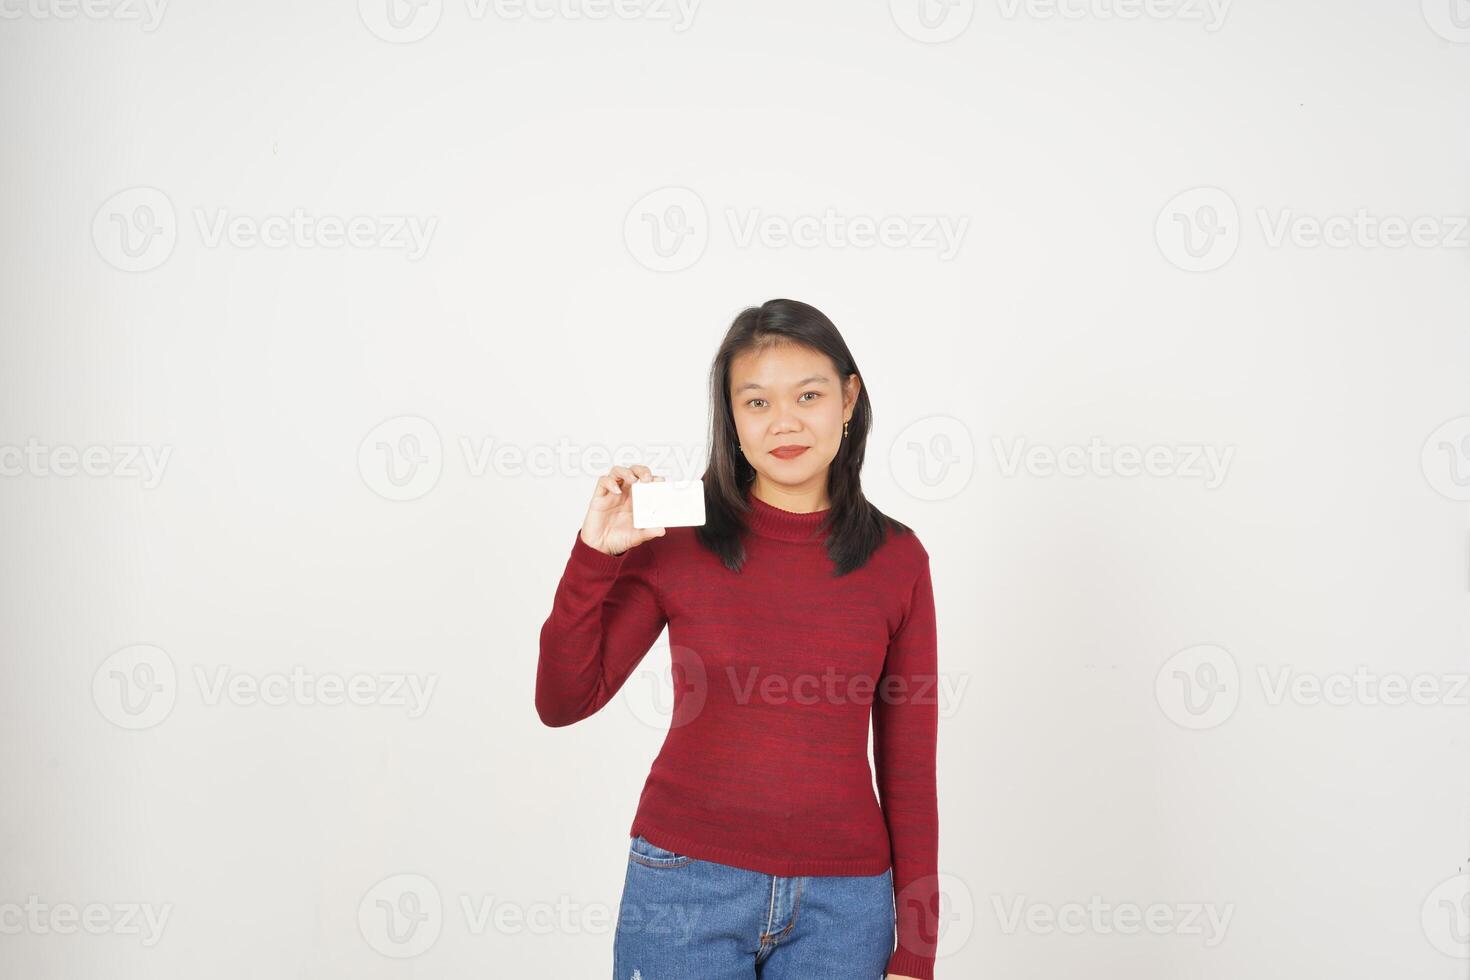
[695,298,912,577]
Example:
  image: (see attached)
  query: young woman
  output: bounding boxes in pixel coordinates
[536,298,940,979]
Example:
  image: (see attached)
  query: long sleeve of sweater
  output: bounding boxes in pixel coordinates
[874,554,941,980]
[536,531,667,727]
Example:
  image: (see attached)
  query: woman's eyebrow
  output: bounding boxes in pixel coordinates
[735,375,831,393]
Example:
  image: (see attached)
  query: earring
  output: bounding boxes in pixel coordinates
[843,420,849,438]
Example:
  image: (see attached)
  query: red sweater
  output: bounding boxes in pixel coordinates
[537,487,940,979]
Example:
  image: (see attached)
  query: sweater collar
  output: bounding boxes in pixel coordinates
[742,484,832,543]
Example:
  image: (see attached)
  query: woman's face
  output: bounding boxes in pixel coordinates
[729,343,859,499]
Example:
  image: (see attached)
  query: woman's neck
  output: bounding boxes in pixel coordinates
[749,477,830,514]
[743,482,832,543]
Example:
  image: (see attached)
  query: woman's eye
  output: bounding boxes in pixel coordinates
[746,394,819,408]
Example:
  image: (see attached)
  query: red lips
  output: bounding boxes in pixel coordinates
[770,445,810,459]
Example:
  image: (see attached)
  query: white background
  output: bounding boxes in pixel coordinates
[1,1,1468,977]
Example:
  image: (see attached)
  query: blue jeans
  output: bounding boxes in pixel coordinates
[613,834,897,979]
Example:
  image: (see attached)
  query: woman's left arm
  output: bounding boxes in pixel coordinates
[872,549,941,980]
